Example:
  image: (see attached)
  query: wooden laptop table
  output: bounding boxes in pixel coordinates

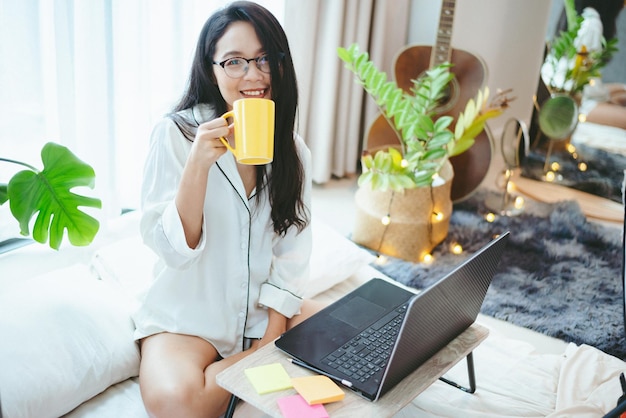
[217,322,489,417]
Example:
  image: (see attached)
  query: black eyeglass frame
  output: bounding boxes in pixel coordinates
[212,54,270,77]
[212,53,284,78]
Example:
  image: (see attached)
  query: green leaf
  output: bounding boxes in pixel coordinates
[373,149,388,169]
[357,170,374,187]
[428,131,453,149]
[388,147,404,167]
[434,116,453,131]
[423,148,447,161]
[361,153,374,169]
[395,174,417,190]
[7,142,102,249]
[457,121,486,143]
[380,152,393,172]
[0,183,7,205]
[413,170,436,186]
[371,172,384,190]
[455,112,467,136]
[354,55,368,74]
[337,47,351,63]
[449,137,475,156]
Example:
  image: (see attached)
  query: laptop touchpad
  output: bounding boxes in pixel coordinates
[330,296,386,329]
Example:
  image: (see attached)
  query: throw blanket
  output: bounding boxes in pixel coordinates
[371,190,625,359]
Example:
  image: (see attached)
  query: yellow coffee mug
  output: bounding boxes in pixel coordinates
[219,98,275,165]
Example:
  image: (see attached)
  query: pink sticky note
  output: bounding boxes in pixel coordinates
[277,394,329,418]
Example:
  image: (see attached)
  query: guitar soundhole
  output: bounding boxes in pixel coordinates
[412,72,460,115]
[434,78,459,114]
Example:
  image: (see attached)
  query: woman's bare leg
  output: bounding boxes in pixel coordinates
[139,300,326,417]
[139,333,256,418]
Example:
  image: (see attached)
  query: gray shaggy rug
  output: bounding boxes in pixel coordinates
[521,143,626,203]
[370,190,625,359]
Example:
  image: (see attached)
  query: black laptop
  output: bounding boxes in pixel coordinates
[275,231,509,401]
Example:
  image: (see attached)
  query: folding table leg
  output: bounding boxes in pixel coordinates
[438,351,477,394]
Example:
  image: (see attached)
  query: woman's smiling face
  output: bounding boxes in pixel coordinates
[213,21,272,110]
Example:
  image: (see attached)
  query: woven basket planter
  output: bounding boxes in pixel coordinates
[352,160,454,262]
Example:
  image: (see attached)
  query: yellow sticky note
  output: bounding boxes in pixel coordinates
[244,363,293,394]
[291,375,345,405]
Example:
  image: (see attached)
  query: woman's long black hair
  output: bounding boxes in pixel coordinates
[170,1,308,236]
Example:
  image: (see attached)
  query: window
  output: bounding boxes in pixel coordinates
[0,0,285,243]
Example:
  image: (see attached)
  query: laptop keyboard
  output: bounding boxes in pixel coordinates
[320,303,408,384]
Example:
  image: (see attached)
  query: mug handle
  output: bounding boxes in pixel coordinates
[219,110,236,154]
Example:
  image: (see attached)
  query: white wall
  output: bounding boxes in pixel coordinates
[408,0,552,190]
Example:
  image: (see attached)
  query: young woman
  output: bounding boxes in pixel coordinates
[134,2,322,416]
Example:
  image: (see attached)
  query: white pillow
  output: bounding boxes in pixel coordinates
[0,265,140,418]
[90,219,374,299]
[305,220,375,298]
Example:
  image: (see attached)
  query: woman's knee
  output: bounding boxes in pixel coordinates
[140,375,230,418]
[138,333,223,417]
[140,377,198,417]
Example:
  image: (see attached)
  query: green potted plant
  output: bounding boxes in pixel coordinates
[337,43,507,262]
[0,142,101,250]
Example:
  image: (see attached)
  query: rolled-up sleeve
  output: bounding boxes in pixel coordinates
[257,135,313,318]
[140,118,206,270]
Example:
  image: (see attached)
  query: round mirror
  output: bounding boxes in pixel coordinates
[538,94,579,140]
[500,118,529,169]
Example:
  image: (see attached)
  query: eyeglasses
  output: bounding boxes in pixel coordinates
[213,54,272,78]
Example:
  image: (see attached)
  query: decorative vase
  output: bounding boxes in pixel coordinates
[352,160,454,262]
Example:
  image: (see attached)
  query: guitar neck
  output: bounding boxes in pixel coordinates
[430,0,456,68]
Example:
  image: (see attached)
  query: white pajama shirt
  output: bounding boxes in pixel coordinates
[132,104,312,358]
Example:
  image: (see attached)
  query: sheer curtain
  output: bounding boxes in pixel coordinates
[0,0,284,241]
[284,0,410,184]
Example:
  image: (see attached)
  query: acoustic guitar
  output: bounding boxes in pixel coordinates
[366,0,491,201]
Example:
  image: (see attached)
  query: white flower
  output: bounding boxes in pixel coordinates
[575,8,603,52]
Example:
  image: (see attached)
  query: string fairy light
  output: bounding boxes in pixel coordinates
[374,254,388,265]
[432,211,444,222]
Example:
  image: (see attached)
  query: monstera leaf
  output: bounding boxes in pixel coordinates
[2,142,101,249]
[0,184,7,205]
